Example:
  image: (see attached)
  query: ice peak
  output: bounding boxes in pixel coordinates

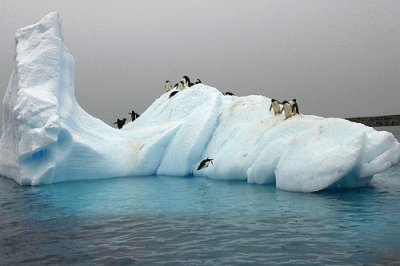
[15,11,63,44]
[0,11,68,184]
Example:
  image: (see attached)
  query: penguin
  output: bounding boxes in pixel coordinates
[169,90,179,98]
[224,92,234,96]
[195,79,202,84]
[177,80,186,91]
[197,157,214,171]
[290,99,299,115]
[113,118,127,129]
[165,80,173,92]
[281,101,293,119]
[128,110,140,121]
[269,99,281,116]
[183,75,194,87]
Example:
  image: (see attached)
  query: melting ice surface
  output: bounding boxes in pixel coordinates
[0,12,399,192]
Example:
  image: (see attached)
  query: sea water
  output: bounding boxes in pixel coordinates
[0,128,399,265]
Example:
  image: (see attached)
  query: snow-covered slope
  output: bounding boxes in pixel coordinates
[1,12,399,192]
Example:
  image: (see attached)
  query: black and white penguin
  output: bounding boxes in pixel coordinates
[269,99,281,116]
[281,101,293,119]
[224,92,234,96]
[128,110,140,122]
[290,99,299,115]
[165,80,173,92]
[113,118,127,129]
[197,157,214,171]
[183,75,194,87]
[169,90,179,98]
[177,80,186,91]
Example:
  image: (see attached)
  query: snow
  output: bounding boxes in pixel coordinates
[1,12,399,192]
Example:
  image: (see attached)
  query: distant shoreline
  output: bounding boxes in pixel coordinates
[346,115,400,127]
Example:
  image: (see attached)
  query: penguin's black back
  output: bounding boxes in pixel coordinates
[169,91,179,98]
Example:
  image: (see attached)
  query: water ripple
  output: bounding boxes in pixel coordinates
[0,166,399,264]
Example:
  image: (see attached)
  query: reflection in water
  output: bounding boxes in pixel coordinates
[1,164,400,264]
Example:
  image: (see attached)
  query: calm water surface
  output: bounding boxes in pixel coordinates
[0,127,399,265]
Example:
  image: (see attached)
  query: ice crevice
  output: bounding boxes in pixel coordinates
[0,12,399,192]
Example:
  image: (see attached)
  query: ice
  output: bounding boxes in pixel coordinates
[1,12,399,192]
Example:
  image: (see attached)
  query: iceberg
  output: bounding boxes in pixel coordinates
[1,12,399,192]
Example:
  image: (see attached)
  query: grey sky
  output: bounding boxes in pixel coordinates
[1,0,399,126]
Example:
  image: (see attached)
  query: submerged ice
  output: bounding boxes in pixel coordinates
[0,12,399,192]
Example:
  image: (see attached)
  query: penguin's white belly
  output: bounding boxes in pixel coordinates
[272,102,281,114]
[284,103,293,118]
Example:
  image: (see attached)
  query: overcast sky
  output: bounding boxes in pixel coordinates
[1,0,399,126]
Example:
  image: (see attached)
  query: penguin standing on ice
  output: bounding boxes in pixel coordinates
[128,110,140,122]
[197,157,214,171]
[281,101,293,119]
[290,99,299,115]
[182,75,194,87]
[165,80,172,92]
[269,99,281,115]
[113,118,127,129]
[177,80,186,91]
